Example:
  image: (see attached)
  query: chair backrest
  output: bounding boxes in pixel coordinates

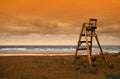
[89,18,97,30]
[86,18,97,31]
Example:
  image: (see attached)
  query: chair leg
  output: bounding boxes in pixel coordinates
[85,34,92,66]
[95,35,107,63]
[73,42,81,64]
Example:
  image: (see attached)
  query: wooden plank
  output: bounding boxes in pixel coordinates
[85,31,92,66]
[95,34,107,64]
[78,48,87,50]
[90,32,93,56]
[73,23,86,64]
[80,41,91,43]
[81,34,85,36]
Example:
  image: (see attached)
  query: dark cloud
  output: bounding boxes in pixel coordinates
[97,17,120,37]
[0,14,81,37]
[0,15,62,35]
[0,14,120,38]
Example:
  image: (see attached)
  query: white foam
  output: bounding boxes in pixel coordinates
[0,48,27,51]
[0,54,74,56]
[0,48,75,52]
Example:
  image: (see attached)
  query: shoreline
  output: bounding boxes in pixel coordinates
[0,51,101,56]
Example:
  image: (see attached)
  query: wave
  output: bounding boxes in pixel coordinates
[0,47,75,52]
[0,45,119,53]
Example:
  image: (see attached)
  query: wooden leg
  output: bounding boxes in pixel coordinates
[73,24,85,65]
[85,34,92,66]
[90,36,93,56]
[73,42,81,64]
[95,35,107,63]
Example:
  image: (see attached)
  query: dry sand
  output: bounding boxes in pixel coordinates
[0,53,120,79]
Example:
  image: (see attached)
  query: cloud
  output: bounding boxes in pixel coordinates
[0,14,120,39]
[0,14,81,37]
[0,15,57,35]
[97,17,120,37]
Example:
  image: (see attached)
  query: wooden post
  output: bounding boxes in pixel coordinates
[73,23,85,64]
[85,30,92,66]
[90,32,93,56]
[95,34,107,63]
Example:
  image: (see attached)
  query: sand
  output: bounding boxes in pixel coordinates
[0,53,120,79]
[0,51,100,56]
[0,51,74,56]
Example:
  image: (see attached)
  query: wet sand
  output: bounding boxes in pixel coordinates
[0,51,100,56]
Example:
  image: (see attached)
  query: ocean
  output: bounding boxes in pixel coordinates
[0,45,119,53]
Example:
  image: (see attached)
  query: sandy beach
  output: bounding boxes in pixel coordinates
[0,52,120,79]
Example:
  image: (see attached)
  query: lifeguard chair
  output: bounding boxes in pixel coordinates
[73,18,106,66]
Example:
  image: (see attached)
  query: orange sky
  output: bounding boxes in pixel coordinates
[0,0,120,45]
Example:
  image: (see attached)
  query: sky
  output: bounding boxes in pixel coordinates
[0,0,120,45]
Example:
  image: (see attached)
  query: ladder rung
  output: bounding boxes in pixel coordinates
[86,34,97,37]
[78,48,87,50]
[80,41,91,43]
[81,34,85,36]
[81,34,94,36]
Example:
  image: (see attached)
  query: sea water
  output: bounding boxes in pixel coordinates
[0,45,119,53]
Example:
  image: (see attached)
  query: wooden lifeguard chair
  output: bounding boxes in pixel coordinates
[73,18,106,66]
